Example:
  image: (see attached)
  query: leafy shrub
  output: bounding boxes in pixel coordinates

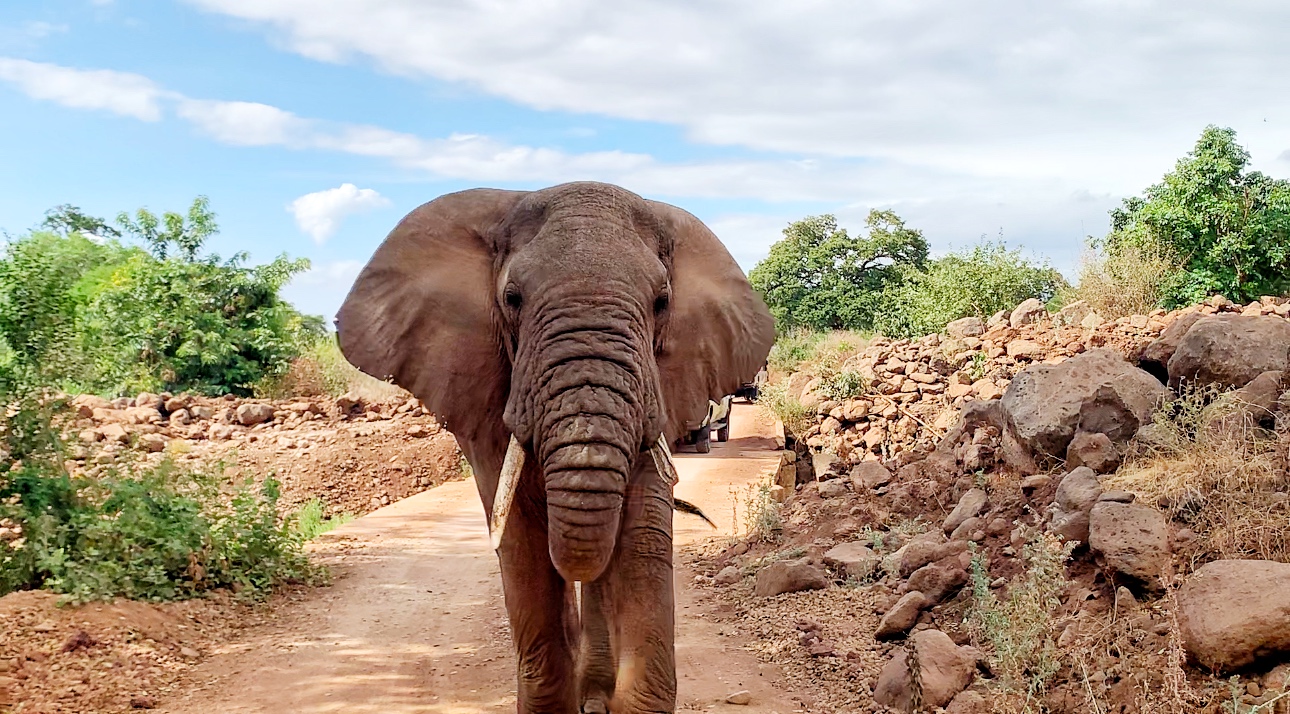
[767,330,825,373]
[968,531,1075,705]
[1105,125,1290,306]
[0,198,321,396]
[817,369,869,402]
[292,498,354,541]
[0,392,316,601]
[749,211,928,332]
[874,241,1067,338]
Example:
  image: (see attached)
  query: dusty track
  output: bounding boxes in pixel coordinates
[160,404,799,713]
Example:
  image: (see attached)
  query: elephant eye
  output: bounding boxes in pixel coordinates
[504,285,523,310]
[653,292,670,315]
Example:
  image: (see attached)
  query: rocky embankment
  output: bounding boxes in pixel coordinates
[65,390,463,520]
[696,295,1290,713]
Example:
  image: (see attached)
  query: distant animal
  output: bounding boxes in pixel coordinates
[337,181,774,713]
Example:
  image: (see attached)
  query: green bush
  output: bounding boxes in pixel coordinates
[874,241,1067,338]
[292,498,354,541]
[1105,125,1290,306]
[0,198,321,396]
[749,211,928,332]
[0,392,316,602]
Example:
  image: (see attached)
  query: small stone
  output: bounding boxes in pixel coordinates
[753,559,828,597]
[130,696,157,709]
[818,479,848,499]
[235,403,276,426]
[849,462,892,489]
[179,646,201,659]
[942,488,987,533]
[875,591,928,640]
[714,566,742,585]
[725,690,752,706]
[1098,490,1135,503]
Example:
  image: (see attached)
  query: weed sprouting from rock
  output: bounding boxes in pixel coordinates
[968,531,1075,708]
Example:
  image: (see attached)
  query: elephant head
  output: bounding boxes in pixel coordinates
[336,182,774,583]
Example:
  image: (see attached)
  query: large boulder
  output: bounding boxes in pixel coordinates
[1167,315,1290,390]
[1088,502,1170,588]
[823,542,881,580]
[873,629,977,711]
[753,559,828,597]
[1010,298,1047,328]
[945,316,985,339]
[906,562,969,603]
[942,488,987,534]
[1000,349,1171,458]
[875,591,928,640]
[236,403,276,426]
[1208,371,1285,434]
[1177,560,1290,672]
[1138,311,1204,381]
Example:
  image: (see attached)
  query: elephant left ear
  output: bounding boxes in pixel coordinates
[648,202,776,439]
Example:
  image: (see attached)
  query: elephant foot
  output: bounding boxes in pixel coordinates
[581,697,608,714]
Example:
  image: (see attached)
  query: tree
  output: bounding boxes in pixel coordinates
[1105,125,1290,305]
[41,205,121,240]
[0,197,320,396]
[748,210,928,332]
[117,196,218,262]
[874,241,1067,338]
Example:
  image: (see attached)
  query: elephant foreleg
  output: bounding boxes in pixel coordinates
[497,487,578,713]
[606,462,676,713]
[576,580,616,712]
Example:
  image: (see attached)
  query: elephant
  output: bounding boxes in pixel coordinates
[335,181,775,713]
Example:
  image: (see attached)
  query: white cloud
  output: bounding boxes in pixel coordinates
[0,57,165,120]
[185,0,1290,193]
[176,99,309,146]
[23,22,68,39]
[288,184,391,243]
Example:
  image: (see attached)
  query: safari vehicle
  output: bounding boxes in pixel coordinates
[733,362,769,402]
[678,394,734,453]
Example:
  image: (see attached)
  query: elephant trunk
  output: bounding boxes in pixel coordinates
[523,305,654,583]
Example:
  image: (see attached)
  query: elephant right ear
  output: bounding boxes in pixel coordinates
[336,189,527,441]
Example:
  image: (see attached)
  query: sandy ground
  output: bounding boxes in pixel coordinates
[157,404,801,713]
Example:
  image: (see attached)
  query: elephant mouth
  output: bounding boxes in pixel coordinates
[487,434,678,558]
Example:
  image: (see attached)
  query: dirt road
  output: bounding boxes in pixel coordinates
[161,404,799,713]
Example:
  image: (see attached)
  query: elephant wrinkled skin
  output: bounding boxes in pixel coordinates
[336,182,775,713]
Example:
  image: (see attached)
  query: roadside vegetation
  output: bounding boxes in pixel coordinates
[751,125,1290,348]
[0,198,336,603]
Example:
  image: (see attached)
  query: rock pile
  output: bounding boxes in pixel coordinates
[60,390,462,518]
[702,295,1290,711]
[787,295,1290,464]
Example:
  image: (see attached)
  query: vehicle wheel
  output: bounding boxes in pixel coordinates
[693,427,711,453]
[716,424,730,442]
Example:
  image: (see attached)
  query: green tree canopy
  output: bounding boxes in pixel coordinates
[874,241,1067,338]
[749,210,928,332]
[1106,125,1290,305]
[0,199,320,395]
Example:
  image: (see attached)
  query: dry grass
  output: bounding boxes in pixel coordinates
[257,336,407,402]
[1071,244,1179,319]
[1108,384,1290,571]
[757,380,813,438]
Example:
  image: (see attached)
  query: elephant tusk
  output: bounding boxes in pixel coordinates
[650,434,679,486]
[489,436,526,551]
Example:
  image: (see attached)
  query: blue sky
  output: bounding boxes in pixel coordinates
[2,1,1289,321]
